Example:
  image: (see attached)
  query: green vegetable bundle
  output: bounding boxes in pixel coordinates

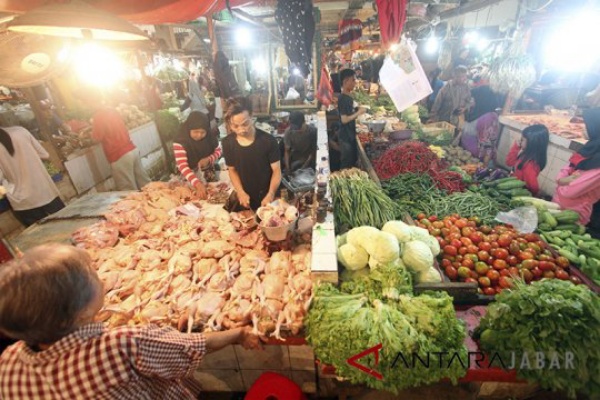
[382,173,443,217]
[330,168,399,230]
[476,280,600,398]
[306,280,467,393]
[421,191,508,225]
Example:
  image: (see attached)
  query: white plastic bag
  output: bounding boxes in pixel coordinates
[285,87,300,100]
[495,206,538,234]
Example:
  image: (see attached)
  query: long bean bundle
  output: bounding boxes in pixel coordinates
[421,192,508,225]
[330,168,399,230]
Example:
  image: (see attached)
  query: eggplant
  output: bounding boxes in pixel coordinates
[489,168,508,181]
[474,167,490,180]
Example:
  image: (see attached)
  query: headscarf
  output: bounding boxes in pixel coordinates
[569,108,600,170]
[175,112,218,168]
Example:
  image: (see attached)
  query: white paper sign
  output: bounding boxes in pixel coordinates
[379,42,432,113]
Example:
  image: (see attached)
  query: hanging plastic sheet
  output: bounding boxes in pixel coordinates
[378,41,432,112]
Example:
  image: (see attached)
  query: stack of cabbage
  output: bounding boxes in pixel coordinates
[400,105,422,130]
[306,220,467,392]
[337,220,442,284]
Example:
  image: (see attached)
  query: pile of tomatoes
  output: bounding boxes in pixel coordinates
[415,213,581,295]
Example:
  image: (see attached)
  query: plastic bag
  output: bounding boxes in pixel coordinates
[291,168,315,187]
[285,87,300,100]
[495,206,538,234]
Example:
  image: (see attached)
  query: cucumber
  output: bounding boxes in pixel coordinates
[509,188,532,197]
[554,224,580,232]
[550,236,566,246]
[488,177,521,186]
[554,210,580,224]
[497,180,527,190]
[537,223,552,232]
[543,211,558,228]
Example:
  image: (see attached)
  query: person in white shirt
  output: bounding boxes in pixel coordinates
[0,126,64,227]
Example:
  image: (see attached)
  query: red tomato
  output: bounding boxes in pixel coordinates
[537,254,553,262]
[521,269,533,283]
[455,219,468,229]
[444,220,454,229]
[452,261,461,269]
[467,245,480,254]
[480,225,492,234]
[555,256,570,268]
[531,267,543,279]
[542,270,555,279]
[445,266,458,280]
[460,237,473,247]
[527,243,542,254]
[499,276,513,289]
[509,241,521,256]
[465,277,478,284]
[430,228,442,237]
[538,261,556,271]
[469,270,479,279]
[487,234,499,242]
[449,233,462,241]
[467,220,477,228]
[458,246,469,256]
[441,228,451,238]
[456,255,464,262]
[555,268,569,280]
[461,227,475,237]
[486,270,500,281]
[478,242,492,252]
[493,259,508,270]
[478,276,491,287]
[462,258,475,269]
[521,259,538,270]
[492,248,509,260]
[499,269,511,277]
[428,215,438,222]
[506,255,519,266]
[518,251,535,261]
[432,221,444,229]
[443,245,458,256]
[417,213,427,220]
[469,232,483,244]
[450,239,462,249]
[498,234,512,248]
[477,250,490,262]
[483,287,496,296]
[524,233,540,242]
[438,238,448,247]
[465,253,478,261]
[508,267,519,277]
[441,259,452,268]
[490,242,500,250]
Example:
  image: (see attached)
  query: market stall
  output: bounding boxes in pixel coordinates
[497,112,587,197]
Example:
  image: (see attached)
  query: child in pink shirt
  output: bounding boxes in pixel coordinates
[553,108,600,225]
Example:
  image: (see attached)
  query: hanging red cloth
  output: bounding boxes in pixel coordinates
[375,0,408,48]
[317,65,333,106]
[1,0,253,24]
[338,19,362,61]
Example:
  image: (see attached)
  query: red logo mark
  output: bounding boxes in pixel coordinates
[347,343,383,380]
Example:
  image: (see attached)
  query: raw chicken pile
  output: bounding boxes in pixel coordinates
[257,201,299,228]
[72,182,312,339]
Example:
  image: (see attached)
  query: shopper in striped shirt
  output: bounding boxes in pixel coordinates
[173,112,222,199]
[0,243,264,399]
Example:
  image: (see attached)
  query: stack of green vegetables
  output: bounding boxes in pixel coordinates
[382,173,508,224]
[469,177,533,208]
[306,275,468,393]
[512,197,600,285]
[475,279,600,398]
[330,168,400,230]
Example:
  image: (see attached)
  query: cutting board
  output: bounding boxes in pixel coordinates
[40,191,135,221]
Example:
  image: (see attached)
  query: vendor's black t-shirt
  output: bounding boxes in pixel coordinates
[338,93,356,144]
[222,130,280,210]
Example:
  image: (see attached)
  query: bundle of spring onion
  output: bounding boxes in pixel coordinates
[330,168,400,230]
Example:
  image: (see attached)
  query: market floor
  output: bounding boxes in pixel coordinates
[201,382,582,399]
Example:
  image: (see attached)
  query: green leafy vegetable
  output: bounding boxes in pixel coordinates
[475,279,600,398]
